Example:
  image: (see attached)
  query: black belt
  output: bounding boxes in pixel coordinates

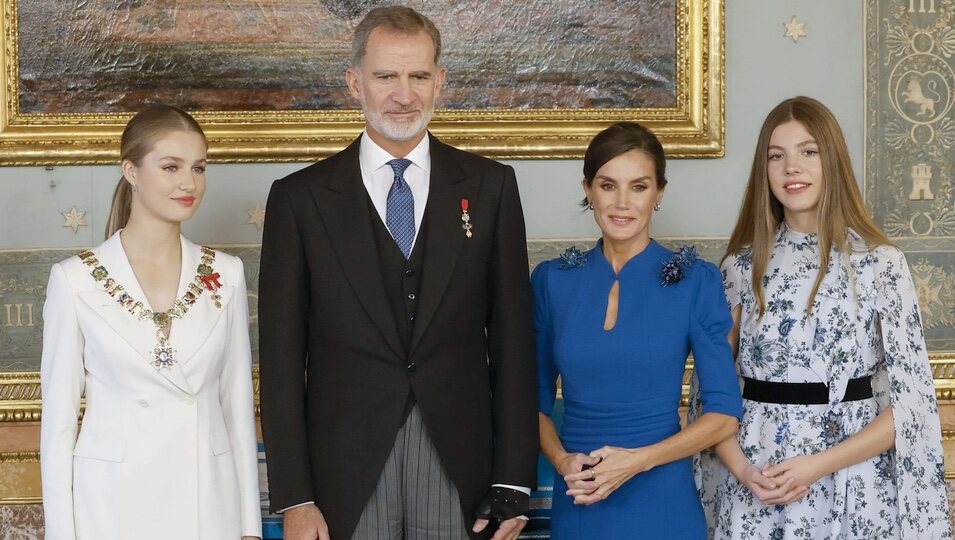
[742,376,873,405]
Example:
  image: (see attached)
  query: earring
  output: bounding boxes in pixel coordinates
[132,184,138,192]
[653,201,661,211]
[587,201,594,210]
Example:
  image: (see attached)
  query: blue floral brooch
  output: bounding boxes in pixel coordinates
[558,246,586,269]
[660,245,698,286]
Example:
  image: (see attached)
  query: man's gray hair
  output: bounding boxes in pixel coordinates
[351,6,442,67]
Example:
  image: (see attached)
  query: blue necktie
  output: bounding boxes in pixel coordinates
[385,159,415,259]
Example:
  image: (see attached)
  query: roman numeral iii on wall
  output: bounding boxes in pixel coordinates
[3,303,34,327]
[909,0,936,13]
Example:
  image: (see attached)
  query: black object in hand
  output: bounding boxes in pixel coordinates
[474,486,529,521]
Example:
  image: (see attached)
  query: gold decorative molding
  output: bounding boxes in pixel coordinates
[0,0,724,162]
[0,451,37,463]
[7,356,955,422]
[942,431,955,479]
[0,373,41,423]
[0,451,40,505]
[0,497,41,505]
[0,367,258,421]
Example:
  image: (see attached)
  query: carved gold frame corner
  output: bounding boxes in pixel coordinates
[0,0,723,163]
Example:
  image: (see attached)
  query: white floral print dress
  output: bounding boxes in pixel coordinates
[695,224,950,539]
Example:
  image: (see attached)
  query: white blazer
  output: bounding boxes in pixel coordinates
[40,232,261,540]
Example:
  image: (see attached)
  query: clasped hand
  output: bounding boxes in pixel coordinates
[742,454,824,505]
[472,486,530,540]
[561,446,650,505]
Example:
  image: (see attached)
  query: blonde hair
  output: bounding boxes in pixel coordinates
[105,104,207,238]
[723,96,891,316]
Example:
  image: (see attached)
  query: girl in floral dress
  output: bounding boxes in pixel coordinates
[696,96,950,539]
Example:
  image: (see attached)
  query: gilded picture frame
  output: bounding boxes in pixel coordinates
[0,0,723,164]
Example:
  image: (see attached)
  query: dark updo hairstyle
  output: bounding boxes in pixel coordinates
[581,121,667,207]
[105,104,207,239]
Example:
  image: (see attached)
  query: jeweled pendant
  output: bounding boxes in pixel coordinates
[151,343,176,369]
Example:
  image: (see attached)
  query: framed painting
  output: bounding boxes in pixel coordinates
[0,0,723,164]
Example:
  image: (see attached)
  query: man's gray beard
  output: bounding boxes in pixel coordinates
[362,99,433,142]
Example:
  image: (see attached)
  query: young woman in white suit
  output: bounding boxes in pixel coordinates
[40,104,262,540]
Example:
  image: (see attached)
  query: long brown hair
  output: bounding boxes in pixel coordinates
[105,104,207,239]
[723,96,891,316]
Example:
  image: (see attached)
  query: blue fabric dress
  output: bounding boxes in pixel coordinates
[533,240,743,539]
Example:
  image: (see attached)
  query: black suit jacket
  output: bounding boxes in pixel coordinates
[258,134,538,539]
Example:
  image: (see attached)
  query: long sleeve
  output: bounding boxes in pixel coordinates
[531,261,558,416]
[258,179,315,511]
[485,166,538,488]
[688,261,743,419]
[40,263,85,540]
[218,256,263,538]
[873,246,951,538]
[692,257,744,530]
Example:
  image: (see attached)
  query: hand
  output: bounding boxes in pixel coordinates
[737,463,805,506]
[554,452,601,493]
[473,486,530,540]
[283,504,330,540]
[761,455,823,503]
[473,516,527,540]
[563,446,649,505]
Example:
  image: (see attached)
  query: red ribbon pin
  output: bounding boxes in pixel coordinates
[461,198,473,238]
[201,272,222,291]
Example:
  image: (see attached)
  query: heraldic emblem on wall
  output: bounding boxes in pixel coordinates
[867,0,955,350]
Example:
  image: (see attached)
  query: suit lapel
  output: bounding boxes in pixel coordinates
[309,137,404,359]
[81,233,195,395]
[169,238,232,370]
[409,136,476,353]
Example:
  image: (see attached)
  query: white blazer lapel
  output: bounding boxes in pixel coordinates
[79,232,195,395]
[170,238,233,369]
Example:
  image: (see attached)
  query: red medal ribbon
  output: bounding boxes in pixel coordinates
[201,272,222,291]
[461,198,469,212]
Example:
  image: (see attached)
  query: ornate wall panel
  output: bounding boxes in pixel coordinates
[2,238,953,417]
[866,0,955,351]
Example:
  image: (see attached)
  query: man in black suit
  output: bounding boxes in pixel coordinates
[259,6,538,540]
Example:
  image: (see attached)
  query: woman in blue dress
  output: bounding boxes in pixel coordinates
[534,122,744,539]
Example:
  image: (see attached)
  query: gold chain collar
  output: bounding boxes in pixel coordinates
[78,245,221,369]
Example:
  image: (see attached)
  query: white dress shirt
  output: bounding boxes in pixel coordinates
[359,131,431,252]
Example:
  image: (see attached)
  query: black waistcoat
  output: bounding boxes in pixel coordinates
[368,197,426,350]
[368,197,426,419]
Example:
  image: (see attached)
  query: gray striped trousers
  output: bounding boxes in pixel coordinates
[351,405,470,540]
